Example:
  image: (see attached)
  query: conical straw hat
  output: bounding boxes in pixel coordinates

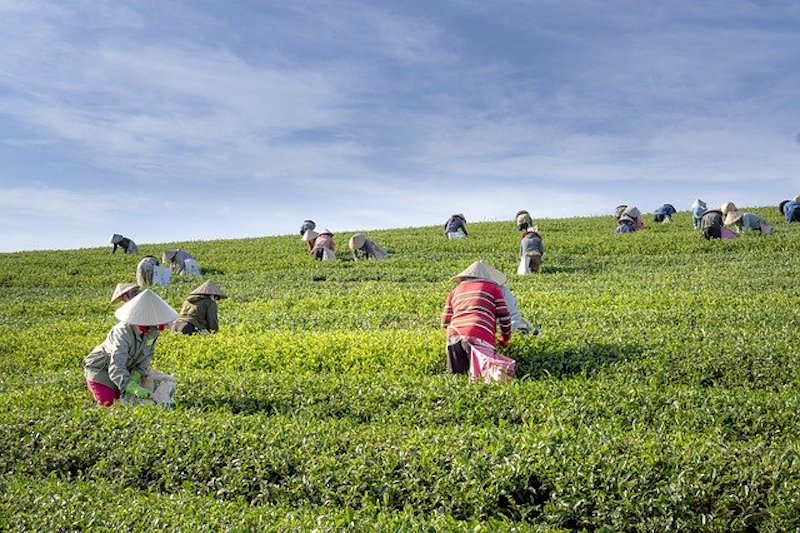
[115,289,178,326]
[301,230,319,242]
[189,281,228,299]
[794,195,800,203]
[452,260,507,285]
[110,283,140,304]
[319,228,334,236]
[720,201,737,215]
[724,210,743,226]
[109,233,123,244]
[690,199,706,209]
[622,206,641,219]
[349,233,366,250]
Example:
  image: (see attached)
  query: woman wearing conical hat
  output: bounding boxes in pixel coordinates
[515,210,533,232]
[84,289,178,406]
[444,214,468,239]
[110,283,141,305]
[136,255,160,287]
[171,281,228,335]
[299,219,316,236]
[519,226,544,273]
[162,248,198,276]
[311,228,335,261]
[724,209,773,235]
[778,198,800,223]
[652,204,676,223]
[690,199,707,229]
[441,260,513,375]
[348,233,387,261]
[109,233,138,254]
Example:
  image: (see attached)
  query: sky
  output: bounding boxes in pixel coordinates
[1,0,799,252]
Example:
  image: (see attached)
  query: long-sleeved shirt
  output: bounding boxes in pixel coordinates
[735,213,764,233]
[112,237,137,254]
[614,220,636,234]
[692,206,708,228]
[442,280,511,346]
[353,239,387,260]
[176,295,219,332]
[520,233,544,256]
[312,234,334,252]
[84,322,156,392]
[782,201,800,223]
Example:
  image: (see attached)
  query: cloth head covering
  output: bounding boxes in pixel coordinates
[622,206,641,219]
[189,281,228,299]
[794,195,800,203]
[724,210,743,226]
[110,283,140,304]
[301,230,319,242]
[452,260,507,285]
[109,234,123,244]
[720,201,737,215]
[319,228,333,236]
[114,289,178,326]
[349,233,366,250]
[691,199,706,209]
[515,210,530,218]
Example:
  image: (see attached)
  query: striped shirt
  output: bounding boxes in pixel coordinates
[442,280,512,346]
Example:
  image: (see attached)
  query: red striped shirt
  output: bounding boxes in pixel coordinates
[441,280,511,346]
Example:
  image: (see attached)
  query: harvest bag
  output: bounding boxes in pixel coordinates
[469,343,515,383]
[322,248,337,261]
[183,258,201,276]
[517,256,530,275]
[121,369,177,408]
[447,231,466,240]
[152,265,172,286]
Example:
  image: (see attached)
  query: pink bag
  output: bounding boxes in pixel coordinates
[469,343,516,383]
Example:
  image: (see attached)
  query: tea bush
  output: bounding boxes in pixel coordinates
[2,206,800,529]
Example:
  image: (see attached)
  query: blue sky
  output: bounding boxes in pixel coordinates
[1,0,799,252]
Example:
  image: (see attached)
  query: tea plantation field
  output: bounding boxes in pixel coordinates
[2,208,800,530]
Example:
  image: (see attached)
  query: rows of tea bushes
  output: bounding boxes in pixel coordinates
[2,207,800,529]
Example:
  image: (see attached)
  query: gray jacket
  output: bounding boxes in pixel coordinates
[84,322,157,392]
[520,233,544,256]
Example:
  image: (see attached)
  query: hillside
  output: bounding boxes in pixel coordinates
[2,207,800,530]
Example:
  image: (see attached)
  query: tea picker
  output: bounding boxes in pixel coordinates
[172,281,228,335]
[109,233,138,254]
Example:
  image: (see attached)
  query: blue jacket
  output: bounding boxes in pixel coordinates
[614,221,636,234]
[692,206,707,228]
[782,201,800,223]
[654,204,676,216]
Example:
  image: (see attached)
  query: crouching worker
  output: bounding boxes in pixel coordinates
[311,229,336,260]
[299,219,316,235]
[136,255,160,287]
[163,249,200,276]
[653,204,676,223]
[700,209,737,240]
[779,198,800,223]
[515,210,533,231]
[518,226,543,274]
[442,260,513,379]
[84,289,178,406]
[691,199,707,229]
[348,233,387,261]
[110,283,140,305]
[110,233,138,254]
[444,213,468,239]
[172,281,227,335]
[725,210,773,235]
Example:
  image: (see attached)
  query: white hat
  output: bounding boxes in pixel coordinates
[110,283,140,304]
[724,210,743,226]
[189,281,227,299]
[793,194,800,203]
[319,228,334,236]
[349,233,366,250]
[622,206,641,219]
[109,233,123,244]
[618,214,635,224]
[115,289,178,326]
[690,199,706,209]
[301,229,319,242]
[720,201,737,215]
[452,260,507,285]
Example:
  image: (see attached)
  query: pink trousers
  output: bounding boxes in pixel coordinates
[86,380,120,406]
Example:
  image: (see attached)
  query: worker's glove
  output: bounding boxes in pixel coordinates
[498,334,511,348]
[125,380,150,399]
[130,371,142,385]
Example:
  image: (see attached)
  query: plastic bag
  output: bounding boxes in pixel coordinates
[120,369,176,408]
[183,258,201,276]
[516,256,530,276]
[322,248,337,261]
[152,265,172,286]
[469,343,515,383]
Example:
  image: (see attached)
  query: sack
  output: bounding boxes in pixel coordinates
[447,231,465,240]
[152,265,172,286]
[120,369,176,408]
[183,258,201,276]
[720,227,738,240]
[517,256,530,275]
[322,248,337,261]
[469,343,515,383]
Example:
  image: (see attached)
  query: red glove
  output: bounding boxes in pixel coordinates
[498,334,511,348]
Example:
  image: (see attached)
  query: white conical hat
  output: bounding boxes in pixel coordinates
[301,229,319,242]
[622,206,641,219]
[690,199,706,209]
[109,233,123,244]
[724,210,743,226]
[115,289,178,326]
[452,260,506,285]
[720,201,737,215]
[189,281,228,299]
[349,233,366,250]
[319,228,333,235]
[110,283,140,304]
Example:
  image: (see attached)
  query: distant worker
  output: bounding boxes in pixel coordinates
[720,202,737,217]
[691,199,707,229]
[724,210,773,235]
[110,283,140,305]
[299,219,316,236]
[622,206,644,230]
[163,249,200,276]
[441,260,512,375]
[779,197,800,223]
[110,234,138,254]
[301,229,319,252]
[444,214,468,240]
[518,226,544,274]
[172,281,227,335]
[136,255,160,287]
[653,204,676,223]
[348,233,387,261]
[83,289,177,406]
[515,210,533,231]
[614,214,637,234]
[699,209,737,240]
[311,228,335,260]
